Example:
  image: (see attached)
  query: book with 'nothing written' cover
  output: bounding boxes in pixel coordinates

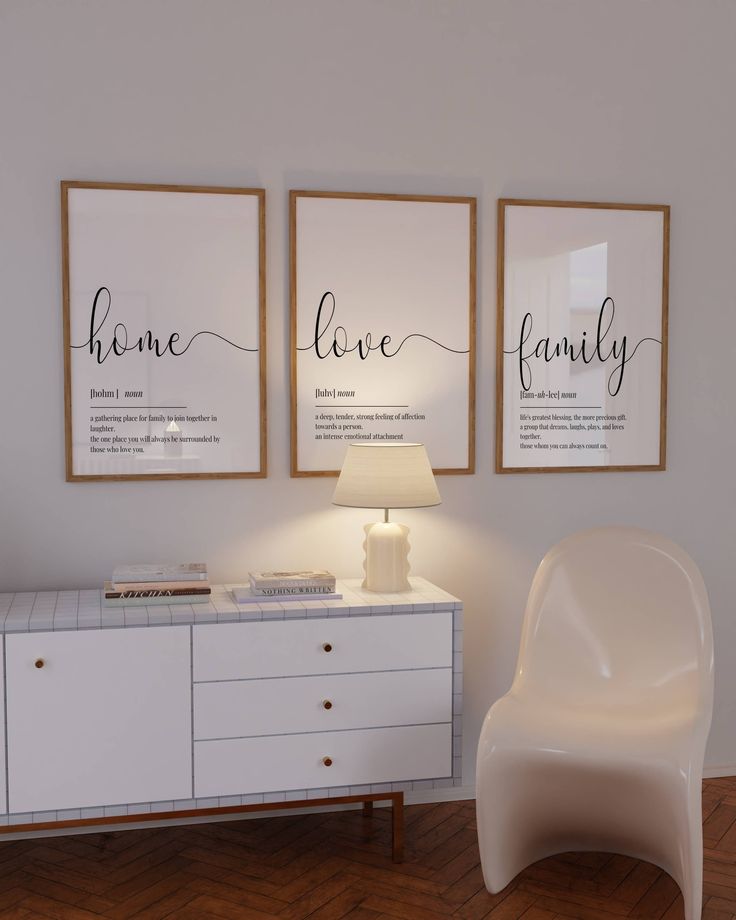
[232,585,342,604]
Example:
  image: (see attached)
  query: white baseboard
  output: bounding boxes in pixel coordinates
[12,771,736,841]
[704,765,736,778]
[406,785,475,804]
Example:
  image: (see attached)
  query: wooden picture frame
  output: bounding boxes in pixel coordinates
[290,190,476,477]
[62,181,267,481]
[496,198,669,473]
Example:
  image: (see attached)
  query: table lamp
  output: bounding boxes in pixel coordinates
[332,442,441,592]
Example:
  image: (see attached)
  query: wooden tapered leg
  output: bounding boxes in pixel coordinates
[391,792,404,862]
[362,800,374,817]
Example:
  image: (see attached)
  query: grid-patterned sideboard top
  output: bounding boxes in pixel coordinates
[0,577,460,633]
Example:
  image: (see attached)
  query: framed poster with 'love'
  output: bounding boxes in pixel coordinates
[290,190,476,476]
[496,198,669,473]
[62,181,266,481]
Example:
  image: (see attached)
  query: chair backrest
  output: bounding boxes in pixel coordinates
[512,527,713,721]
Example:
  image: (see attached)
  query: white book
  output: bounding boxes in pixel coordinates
[112,563,208,583]
[249,569,336,591]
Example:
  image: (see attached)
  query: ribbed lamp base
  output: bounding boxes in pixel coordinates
[362,521,411,592]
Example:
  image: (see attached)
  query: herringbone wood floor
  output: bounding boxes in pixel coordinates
[1,777,736,919]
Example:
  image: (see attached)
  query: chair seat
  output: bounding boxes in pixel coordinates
[485,693,699,762]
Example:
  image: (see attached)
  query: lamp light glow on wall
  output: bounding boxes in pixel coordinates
[332,442,441,592]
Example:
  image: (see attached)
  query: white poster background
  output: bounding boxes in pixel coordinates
[293,194,474,474]
[66,186,263,478]
[500,204,666,471]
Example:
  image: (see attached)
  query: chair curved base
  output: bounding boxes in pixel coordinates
[474,529,713,920]
[476,749,704,920]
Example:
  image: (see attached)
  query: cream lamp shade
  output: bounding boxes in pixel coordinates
[332,442,441,510]
[332,442,441,592]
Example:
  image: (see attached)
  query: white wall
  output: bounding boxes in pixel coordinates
[1,0,734,780]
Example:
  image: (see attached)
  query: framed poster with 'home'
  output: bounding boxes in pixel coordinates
[62,181,266,481]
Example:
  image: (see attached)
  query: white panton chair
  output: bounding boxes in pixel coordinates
[476,527,713,920]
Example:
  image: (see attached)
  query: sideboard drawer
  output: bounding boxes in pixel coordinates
[194,668,452,740]
[193,612,452,682]
[194,723,452,797]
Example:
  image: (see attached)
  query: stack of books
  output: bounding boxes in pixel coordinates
[103,563,211,606]
[231,570,339,604]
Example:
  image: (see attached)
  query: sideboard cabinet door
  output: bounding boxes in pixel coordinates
[0,644,6,814]
[6,626,192,814]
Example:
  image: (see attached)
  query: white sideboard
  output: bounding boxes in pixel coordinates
[0,578,462,853]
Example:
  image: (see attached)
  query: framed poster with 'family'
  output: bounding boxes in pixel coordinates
[62,181,266,481]
[290,190,476,476]
[496,199,669,473]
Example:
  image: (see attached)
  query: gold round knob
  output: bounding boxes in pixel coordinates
[34,659,44,669]
[322,756,333,767]
[322,699,333,710]
[322,643,333,653]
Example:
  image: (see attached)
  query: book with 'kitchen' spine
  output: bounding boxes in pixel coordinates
[102,592,212,608]
[112,579,211,593]
[104,581,211,599]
